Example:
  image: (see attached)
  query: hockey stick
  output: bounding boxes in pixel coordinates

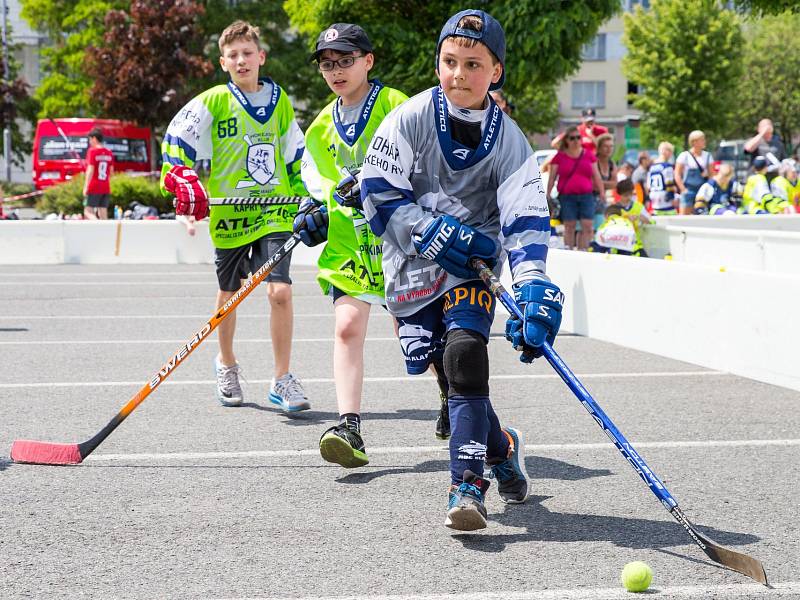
[10,234,302,466]
[471,258,768,585]
[208,196,308,206]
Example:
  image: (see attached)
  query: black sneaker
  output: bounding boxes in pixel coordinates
[445,469,490,531]
[487,427,529,504]
[319,423,369,468]
[435,391,450,440]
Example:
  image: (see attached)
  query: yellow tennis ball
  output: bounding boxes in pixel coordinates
[621,561,652,592]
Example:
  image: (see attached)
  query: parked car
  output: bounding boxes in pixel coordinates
[32,118,153,190]
[715,139,749,182]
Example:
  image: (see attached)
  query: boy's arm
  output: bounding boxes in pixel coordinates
[360,111,430,256]
[159,96,213,194]
[300,147,336,203]
[496,143,551,286]
[281,110,308,196]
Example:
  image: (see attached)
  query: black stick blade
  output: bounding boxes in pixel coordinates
[671,506,767,585]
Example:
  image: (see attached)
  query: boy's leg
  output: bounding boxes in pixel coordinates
[430,360,450,440]
[213,245,249,406]
[255,233,310,412]
[319,292,372,468]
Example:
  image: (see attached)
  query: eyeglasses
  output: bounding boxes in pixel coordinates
[567,135,581,141]
[318,55,362,72]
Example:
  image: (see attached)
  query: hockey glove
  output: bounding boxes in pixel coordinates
[164,165,209,220]
[334,169,362,209]
[505,279,564,363]
[292,197,329,247]
[413,215,496,279]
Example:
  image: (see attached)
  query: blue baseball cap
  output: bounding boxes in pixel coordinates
[436,9,506,91]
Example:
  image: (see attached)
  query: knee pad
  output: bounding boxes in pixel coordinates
[443,328,489,397]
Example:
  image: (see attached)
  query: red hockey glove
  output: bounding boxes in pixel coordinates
[164,165,209,219]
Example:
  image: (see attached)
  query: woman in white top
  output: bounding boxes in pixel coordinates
[675,129,713,215]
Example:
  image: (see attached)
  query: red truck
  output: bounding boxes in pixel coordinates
[32,118,153,190]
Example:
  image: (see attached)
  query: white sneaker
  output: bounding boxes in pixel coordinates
[268,373,310,412]
[214,357,243,407]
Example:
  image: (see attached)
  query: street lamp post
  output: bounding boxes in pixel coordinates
[1,0,11,182]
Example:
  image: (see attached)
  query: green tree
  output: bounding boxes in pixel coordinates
[733,0,800,15]
[622,0,743,145]
[0,29,40,166]
[729,14,800,150]
[20,0,125,118]
[283,0,620,133]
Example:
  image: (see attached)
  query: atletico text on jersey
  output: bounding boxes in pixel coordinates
[160,78,307,249]
[85,146,114,195]
[360,87,551,317]
[302,81,408,302]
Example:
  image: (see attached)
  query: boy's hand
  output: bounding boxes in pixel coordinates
[292,197,328,247]
[164,165,209,219]
[413,215,496,279]
[334,169,362,209]
[505,280,563,363]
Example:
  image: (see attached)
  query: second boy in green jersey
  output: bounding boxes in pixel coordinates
[296,23,407,467]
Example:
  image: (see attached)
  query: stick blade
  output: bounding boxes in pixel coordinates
[702,535,768,585]
[10,440,83,465]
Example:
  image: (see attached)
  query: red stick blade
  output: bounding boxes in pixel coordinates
[10,440,83,465]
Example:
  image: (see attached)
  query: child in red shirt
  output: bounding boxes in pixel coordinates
[82,128,114,219]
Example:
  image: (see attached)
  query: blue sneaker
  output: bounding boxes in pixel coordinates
[268,373,310,412]
[488,427,529,504]
[445,470,490,531]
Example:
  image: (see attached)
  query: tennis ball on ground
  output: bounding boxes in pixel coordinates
[621,561,652,592]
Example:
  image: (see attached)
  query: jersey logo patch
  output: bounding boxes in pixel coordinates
[452,148,470,160]
[235,134,279,189]
[346,124,356,138]
[256,107,266,116]
[398,323,433,356]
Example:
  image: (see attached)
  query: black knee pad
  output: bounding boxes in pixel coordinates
[443,329,489,397]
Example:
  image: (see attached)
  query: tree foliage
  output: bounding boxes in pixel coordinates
[20,0,124,117]
[732,0,800,15]
[283,0,620,133]
[0,30,39,166]
[87,0,213,131]
[622,0,743,144]
[728,14,800,149]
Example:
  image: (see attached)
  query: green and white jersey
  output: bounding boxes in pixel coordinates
[302,81,408,302]
[161,78,307,249]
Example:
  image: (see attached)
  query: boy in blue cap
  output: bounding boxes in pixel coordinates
[360,9,563,531]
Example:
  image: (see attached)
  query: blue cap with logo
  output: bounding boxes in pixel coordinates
[436,9,506,91]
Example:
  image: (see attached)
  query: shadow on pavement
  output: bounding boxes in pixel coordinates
[259,408,439,426]
[0,457,13,471]
[452,494,761,554]
[336,456,612,485]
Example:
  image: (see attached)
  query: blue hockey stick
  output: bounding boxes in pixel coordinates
[471,258,767,585]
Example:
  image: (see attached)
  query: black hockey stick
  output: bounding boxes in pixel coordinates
[10,234,301,465]
[471,258,768,585]
[208,196,309,206]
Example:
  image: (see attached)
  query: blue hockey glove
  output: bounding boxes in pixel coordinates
[505,280,564,363]
[292,197,328,247]
[413,215,496,279]
[333,168,362,210]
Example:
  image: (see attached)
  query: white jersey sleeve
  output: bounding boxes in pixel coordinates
[162,95,214,167]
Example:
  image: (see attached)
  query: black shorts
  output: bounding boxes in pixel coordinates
[84,194,110,208]
[214,233,293,292]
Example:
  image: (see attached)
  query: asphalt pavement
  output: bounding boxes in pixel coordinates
[1,264,798,599]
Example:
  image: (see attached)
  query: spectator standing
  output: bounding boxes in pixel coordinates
[744,119,785,181]
[675,130,713,215]
[632,150,653,204]
[551,107,608,154]
[646,141,677,215]
[82,128,114,220]
[546,125,604,250]
[595,133,617,227]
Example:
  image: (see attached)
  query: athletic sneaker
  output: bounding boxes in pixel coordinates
[268,373,310,412]
[214,357,243,407]
[487,427,529,504]
[319,423,369,468]
[445,469,490,531]
[435,391,450,440]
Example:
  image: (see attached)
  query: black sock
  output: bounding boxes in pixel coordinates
[339,413,361,433]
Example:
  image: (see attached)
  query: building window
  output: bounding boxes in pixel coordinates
[625,0,650,10]
[582,34,606,61]
[572,81,606,109]
[627,81,641,107]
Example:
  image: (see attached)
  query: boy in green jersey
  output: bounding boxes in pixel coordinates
[161,21,311,412]
[294,23,408,467]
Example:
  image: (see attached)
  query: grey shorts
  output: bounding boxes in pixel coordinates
[214,233,293,292]
[84,194,110,208]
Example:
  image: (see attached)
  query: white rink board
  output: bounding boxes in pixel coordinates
[544,249,800,392]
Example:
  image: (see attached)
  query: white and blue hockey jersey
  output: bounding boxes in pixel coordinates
[360,86,550,317]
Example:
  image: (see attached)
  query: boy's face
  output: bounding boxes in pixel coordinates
[220,39,265,88]
[318,49,373,97]
[437,38,502,110]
